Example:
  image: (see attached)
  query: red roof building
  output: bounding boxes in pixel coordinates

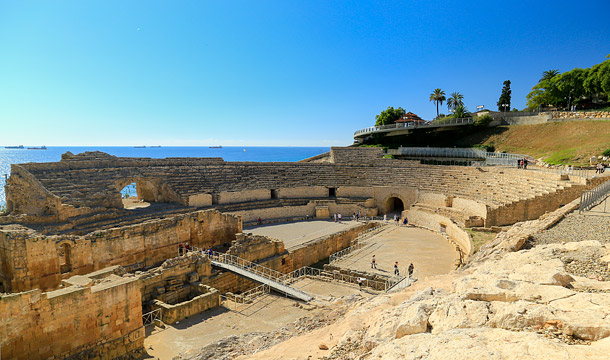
[395,112,425,124]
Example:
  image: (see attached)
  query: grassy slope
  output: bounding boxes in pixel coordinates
[458,120,610,166]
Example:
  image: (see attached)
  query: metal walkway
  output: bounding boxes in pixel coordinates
[208,251,314,302]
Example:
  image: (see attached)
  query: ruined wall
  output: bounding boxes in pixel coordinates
[0,210,240,292]
[152,284,219,325]
[329,146,384,163]
[0,276,144,360]
[484,178,605,226]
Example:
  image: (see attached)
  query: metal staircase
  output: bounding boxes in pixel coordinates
[207,251,314,302]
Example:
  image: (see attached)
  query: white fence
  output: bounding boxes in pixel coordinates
[142,308,161,326]
[579,179,610,213]
[354,118,475,137]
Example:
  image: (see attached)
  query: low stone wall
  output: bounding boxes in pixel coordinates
[552,111,610,120]
[406,208,473,260]
[152,284,220,324]
[500,114,551,125]
[0,275,144,360]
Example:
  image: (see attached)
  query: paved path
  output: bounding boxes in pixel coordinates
[245,220,363,249]
[333,225,459,280]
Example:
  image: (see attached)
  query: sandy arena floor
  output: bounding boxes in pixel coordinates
[332,225,459,279]
[244,220,363,249]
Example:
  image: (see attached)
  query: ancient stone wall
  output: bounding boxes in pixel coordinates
[552,111,610,120]
[0,276,144,360]
[152,284,220,325]
[0,210,240,292]
[329,146,384,163]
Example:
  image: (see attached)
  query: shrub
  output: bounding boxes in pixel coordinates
[382,154,395,159]
[474,114,493,128]
[602,148,610,157]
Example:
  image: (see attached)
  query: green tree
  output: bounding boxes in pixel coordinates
[497,80,512,111]
[447,92,464,112]
[429,88,446,119]
[375,106,406,126]
[540,69,560,82]
[453,105,470,119]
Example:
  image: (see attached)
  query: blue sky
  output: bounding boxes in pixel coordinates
[1,1,609,146]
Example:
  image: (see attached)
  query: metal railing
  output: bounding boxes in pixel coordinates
[328,223,387,263]
[281,266,392,291]
[354,117,475,137]
[533,165,594,179]
[387,147,532,167]
[223,283,271,309]
[207,250,289,284]
[579,179,610,213]
[142,308,161,326]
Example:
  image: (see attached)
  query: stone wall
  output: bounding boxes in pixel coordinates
[0,210,240,293]
[329,146,384,163]
[500,114,551,125]
[152,284,220,325]
[0,275,144,360]
[551,111,610,120]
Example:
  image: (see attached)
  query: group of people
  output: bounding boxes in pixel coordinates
[370,254,414,278]
[333,213,343,222]
[178,242,213,257]
[352,211,362,221]
[595,163,606,174]
[517,158,529,169]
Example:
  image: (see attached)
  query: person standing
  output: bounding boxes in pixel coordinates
[403,217,408,226]
[523,158,528,169]
[334,213,337,222]
[357,277,363,291]
[383,214,387,222]
[371,255,377,269]
[179,243,184,256]
[338,213,342,223]
[408,263,414,278]
[394,261,399,276]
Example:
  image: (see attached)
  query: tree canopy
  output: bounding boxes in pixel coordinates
[526,57,610,109]
[497,80,512,111]
[429,88,446,119]
[375,106,406,126]
[447,92,464,111]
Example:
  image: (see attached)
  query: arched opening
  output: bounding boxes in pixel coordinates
[58,243,72,274]
[386,196,404,215]
[120,182,151,210]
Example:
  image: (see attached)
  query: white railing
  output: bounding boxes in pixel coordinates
[354,118,475,137]
[281,266,392,291]
[328,223,387,263]
[142,308,162,326]
[223,283,271,309]
[387,147,532,166]
[579,179,610,213]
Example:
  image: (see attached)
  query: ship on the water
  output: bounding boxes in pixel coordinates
[27,146,47,150]
[209,146,222,149]
[5,145,24,149]
[134,146,146,148]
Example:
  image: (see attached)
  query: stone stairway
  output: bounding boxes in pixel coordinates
[207,251,314,302]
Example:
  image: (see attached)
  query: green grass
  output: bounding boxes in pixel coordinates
[544,148,576,165]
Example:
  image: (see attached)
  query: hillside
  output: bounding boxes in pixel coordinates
[370,120,610,166]
[469,121,610,166]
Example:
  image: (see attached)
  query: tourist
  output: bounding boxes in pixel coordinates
[371,255,377,269]
[523,158,528,169]
[394,261,399,276]
[334,213,337,222]
[338,213,342,223]
[208,248,213,256]
[185,242,190,253]
[403,217,408,226]
[395,216,400,226]
[257,217,262,225]
[408,263,414,278]
[357,277,363,291]
[517,159,521,169]
[179,242,184,256]
[383,214,387,222]
[357,211,361,221]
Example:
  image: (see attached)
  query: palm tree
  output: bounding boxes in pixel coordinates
[447,92,464,111]
[540,69,559,82]
[429,88,446,118]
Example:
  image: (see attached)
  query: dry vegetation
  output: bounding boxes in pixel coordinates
[475,121,610,166]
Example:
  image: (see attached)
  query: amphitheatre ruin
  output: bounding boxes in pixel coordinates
[1,145,610,359]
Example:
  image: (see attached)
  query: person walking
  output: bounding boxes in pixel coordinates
[179,242,184,256]
[371,255,377,269]
[394,261,399,276]
[408,263,414,278]
[338,213,342,223]
[357,277,363,291]
[403,217,408,226]
[523,158,528,169]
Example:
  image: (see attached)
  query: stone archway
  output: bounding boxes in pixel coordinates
[384,195,406,215]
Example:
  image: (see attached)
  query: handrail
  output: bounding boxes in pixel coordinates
[329,223,387,263]
[579,178,610,213]
[354,118,475,137]
[142,308,162,326]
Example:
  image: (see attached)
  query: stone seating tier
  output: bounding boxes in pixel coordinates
[12,155,580,214]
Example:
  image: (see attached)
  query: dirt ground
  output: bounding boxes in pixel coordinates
[245,220,363,249]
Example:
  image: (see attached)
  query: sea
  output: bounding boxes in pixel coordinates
[0,146,330,207]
